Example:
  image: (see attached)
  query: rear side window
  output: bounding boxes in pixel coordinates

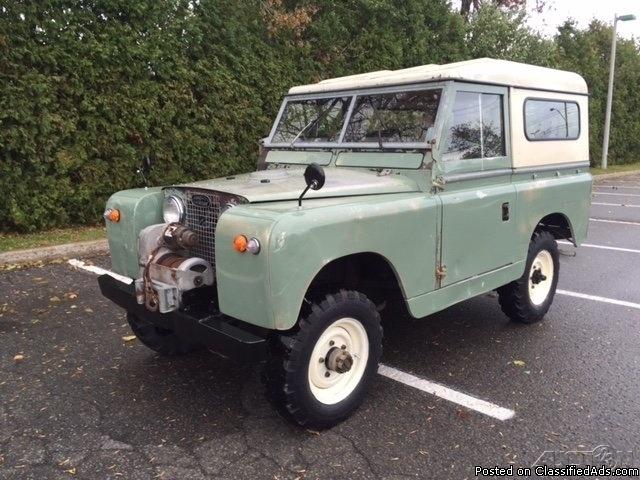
[524,99,580,140]
[344,89,442,143]
[443,92,505,160]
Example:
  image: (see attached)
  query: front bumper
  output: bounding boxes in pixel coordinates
[98,274,267,362]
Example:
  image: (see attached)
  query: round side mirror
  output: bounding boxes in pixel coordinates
[304,163,325,191]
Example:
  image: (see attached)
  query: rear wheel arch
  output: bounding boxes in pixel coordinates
[534,212,575,244]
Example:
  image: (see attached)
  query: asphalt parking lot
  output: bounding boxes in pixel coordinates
[2,173,640,479]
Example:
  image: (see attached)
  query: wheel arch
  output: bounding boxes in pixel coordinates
[533,212,575,244]
[300,251,409,321]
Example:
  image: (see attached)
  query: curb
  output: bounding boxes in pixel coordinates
[0,239,108,267]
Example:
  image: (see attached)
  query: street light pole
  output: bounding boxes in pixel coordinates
[601,13,636,169]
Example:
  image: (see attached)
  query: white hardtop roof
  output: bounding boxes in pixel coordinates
[288,58,588,95]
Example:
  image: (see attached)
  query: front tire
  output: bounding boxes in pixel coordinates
[497,231,559,324]
[126,312,199,356]
[264,290,383,429]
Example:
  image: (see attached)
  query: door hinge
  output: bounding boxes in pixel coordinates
[436,264,447,281]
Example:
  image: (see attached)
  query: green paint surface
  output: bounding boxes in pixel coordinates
[105,187,164,278]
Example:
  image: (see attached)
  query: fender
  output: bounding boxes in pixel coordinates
[215,193,439,330]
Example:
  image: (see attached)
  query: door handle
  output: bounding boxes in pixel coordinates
[502,202,510,221]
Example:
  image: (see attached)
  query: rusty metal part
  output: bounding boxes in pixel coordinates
[325,347,353,374]
[435,263,447,288]
[142,224,175,312]
[156,253,188,269]
[163,223,198,250]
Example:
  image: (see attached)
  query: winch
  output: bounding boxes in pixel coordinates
[135,223,214,313]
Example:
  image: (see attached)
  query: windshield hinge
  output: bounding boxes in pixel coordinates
[433,175,446,192]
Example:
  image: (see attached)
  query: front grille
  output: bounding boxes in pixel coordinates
[183,190,221,270]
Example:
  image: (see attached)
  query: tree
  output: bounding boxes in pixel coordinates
[464,3,556,65]
[555,20,640,165]
[460,0,546,18]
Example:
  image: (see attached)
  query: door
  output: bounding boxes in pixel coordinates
[436,85,518,287]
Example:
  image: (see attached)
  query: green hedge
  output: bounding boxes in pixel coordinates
[1,1,639,232]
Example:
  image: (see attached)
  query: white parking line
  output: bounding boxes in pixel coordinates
[592,202,640,208]
[590,218,640,226]
[68,259,133,284]
[596,185,640,189]
[593,192,640,197]
[558,240,640,254]
[557,289,640,310]
[378,364,515,421]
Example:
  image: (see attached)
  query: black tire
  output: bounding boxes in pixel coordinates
[263,290,383,429]
[497,231,559,324]
[126,312,199,356]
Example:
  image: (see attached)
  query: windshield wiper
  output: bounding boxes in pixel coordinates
[289,98,340,148]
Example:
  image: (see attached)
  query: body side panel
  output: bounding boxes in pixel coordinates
[512,168,592,254]
[105,187,164,278]
[262,193,439,330]
[407,261,525,318]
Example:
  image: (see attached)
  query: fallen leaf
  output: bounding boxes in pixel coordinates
[512,360,526,367]
[84,308,94,313]
[65,467,76,475]
[50,296,61,303]
[122,335,137,342]
[13,354,25,363]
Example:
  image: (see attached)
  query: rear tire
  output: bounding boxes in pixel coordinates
[263,290,382,429]
[126,312,199,356]
[497,231,559,324]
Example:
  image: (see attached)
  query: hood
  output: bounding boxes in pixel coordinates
[179,167,419,203]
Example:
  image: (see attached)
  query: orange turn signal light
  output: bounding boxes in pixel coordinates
[233,234,248,253]
[104,208,120,223]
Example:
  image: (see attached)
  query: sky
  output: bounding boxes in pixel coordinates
[452,0,639,39]
[528,0,639,39]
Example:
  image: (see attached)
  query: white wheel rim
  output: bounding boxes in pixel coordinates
[307,317,369,405]
[528,249,554,306]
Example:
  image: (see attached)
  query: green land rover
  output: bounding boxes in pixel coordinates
[98,58,592,428]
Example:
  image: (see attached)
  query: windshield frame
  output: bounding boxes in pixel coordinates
[265,82,446,151]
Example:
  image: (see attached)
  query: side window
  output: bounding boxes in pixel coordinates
[524,99,580,140]
[443,91,505,161]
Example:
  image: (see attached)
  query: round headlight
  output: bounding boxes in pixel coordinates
[163,195,185,224]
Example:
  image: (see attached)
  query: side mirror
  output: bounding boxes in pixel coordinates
[304,163,325,190]
[298,163,325,207]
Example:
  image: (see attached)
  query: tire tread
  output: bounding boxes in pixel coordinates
[263,289,382,428]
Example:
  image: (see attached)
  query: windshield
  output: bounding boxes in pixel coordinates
[269,88,442,148]
[271,97,352,144]
[344,90,441,144]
